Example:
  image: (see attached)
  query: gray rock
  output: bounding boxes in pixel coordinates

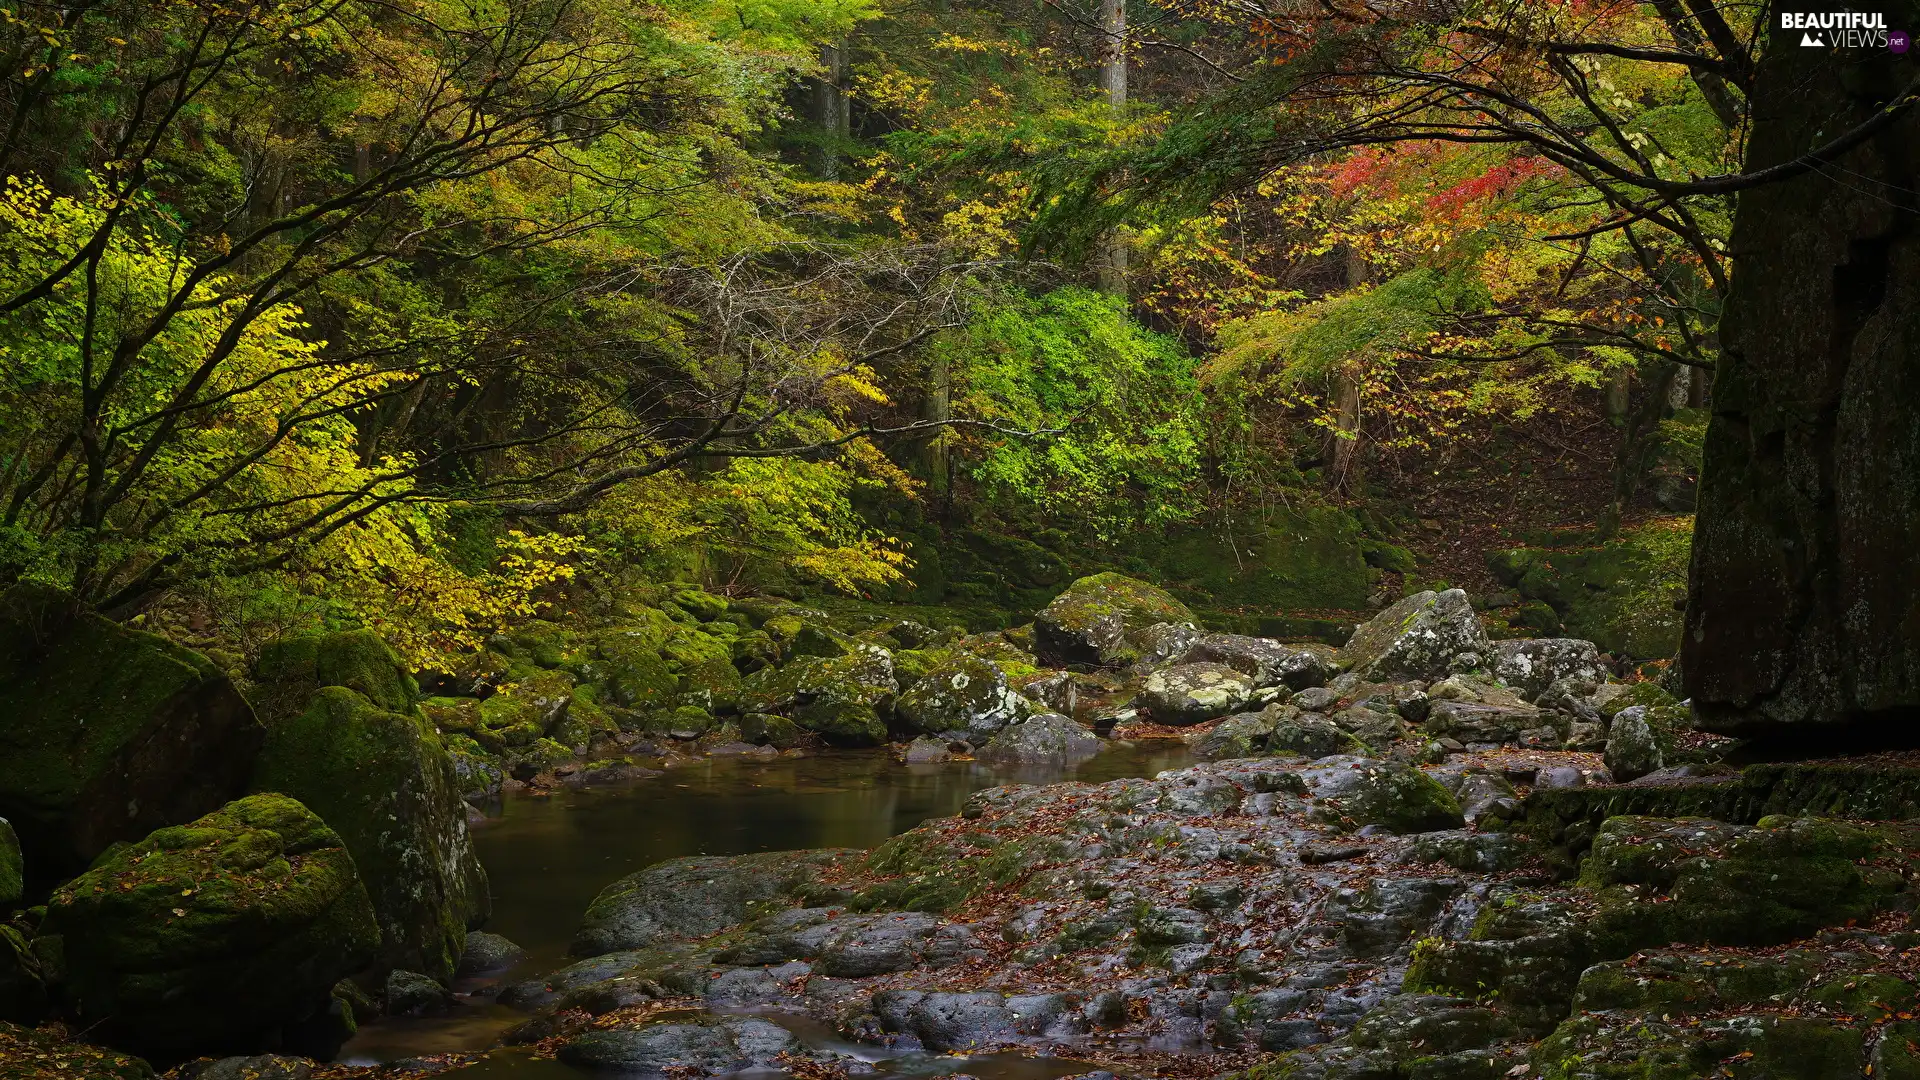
[1136,622,1205,666]
[1422,701,1539,744]
[872,989,1083,1051]
[1451,772,1521,825]
[1181,634,1334,690]
[978,713,1100,763]
[1331,705,1407,746]
[1336,590,1491,681]
[1032,573,1196,668]
[1136,905,1210,945]
[1137,662,1259,724]
[814,911,945,976]
[571,849,853,957]
[903,736,952,763]
[1271,709,1366,758]
[1292,686,1340,712]
[188,1056,314,1080]
[1299,756,1465,834]
[385,970,450,1016]
[557,1016,799,1074]
[1535,765,1588,789]
[1489,638,1606,700]
[895,655,1034,746]
[1603,705,1670,782]
[457,931,525,976]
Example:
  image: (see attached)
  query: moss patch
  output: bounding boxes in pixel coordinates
[1486,518,1692,660]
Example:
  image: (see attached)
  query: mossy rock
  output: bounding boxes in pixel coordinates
[659,627,734,670]
[670,589,730,621]
[738,713,806,749]
[0,818,19,909]
[1032,573,1195,668]
[739,646,897,747]
[38,794,378,1058]
[508,737,579,774]
[474,669,575,750]
[550,691,618,752]
[0,584,264,884]
[1300,757,1465,835]
[677,658,742,714]
[1485,520,1691,660]
[419,696,481,735]
[253,629,417,719]
[250,686,489,985]
[0,1021,154,1080]
[1532,1013,1865,1080]
[894,654,1033,745]
[590,634,678,710]
[491,621,572,670]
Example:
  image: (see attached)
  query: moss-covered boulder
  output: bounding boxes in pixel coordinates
[0,585,264,883]
[1486,520,1690,661]
[739,645,897,746]
[470,668,575,751]
[0,1021,155,1080]
[1299,756,1464,834]
[250,642,489,985]
[1032,573,1195,668]
[38,794,378,1058]
[1136,662,1259,725]
[894,654,1033,745]
[584,629,679,710]
[571,849,857,957]
[0,818,19,909]
[251,629,416,719]
[1336,589,1490,681]
[1602,704,1681,782]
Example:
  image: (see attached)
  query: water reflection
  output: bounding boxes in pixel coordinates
[339,741,1195,1074]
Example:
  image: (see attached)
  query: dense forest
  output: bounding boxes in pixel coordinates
[3,0,1917,1076]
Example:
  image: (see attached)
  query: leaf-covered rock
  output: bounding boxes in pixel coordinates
[39,794,378,1058]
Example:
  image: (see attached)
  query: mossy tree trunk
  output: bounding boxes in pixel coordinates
[1683,5,1920,735]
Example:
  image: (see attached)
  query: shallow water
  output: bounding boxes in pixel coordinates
[338,742,1198,1076]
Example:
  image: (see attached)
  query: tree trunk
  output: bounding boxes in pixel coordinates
[1683,5,1920,738]
[811,43,850,180]
[1096,0,1127,296]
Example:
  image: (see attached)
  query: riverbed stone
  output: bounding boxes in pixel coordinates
[1137,662,1260,724]
[895,654,1033,745]
[0,584,264,882]
[976,713,1100,764]
[740,645,896,746]
[1033,573,1195,668]
[457,931,525,976]
[250,669,490,985]
[38,794,379,1058]
[1488,638,1605,701]
[1182,633,1334,690]
[1300,756,1465,834]
[572,849,856,957]
[557,1015,799,1074]
[1603,704,1675,782]
[1336,589,1490,681]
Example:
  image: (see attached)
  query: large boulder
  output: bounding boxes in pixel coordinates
[1298,756,1465,834]
[1603,704,1681,782]
[37,794,378,1058]
[558,1015,798,1075]
[1488,638,1606,701]
[1180,633,1334,690]
[976,713,1101,764]
[894,654,1033,746]
[739,645,896,746]
[0,585,264,884]
[250,632,489,985]
[1136,662,1260,725]
[572,849,855,957]
[1336,589,1490,681]
[1032,573,1195,668]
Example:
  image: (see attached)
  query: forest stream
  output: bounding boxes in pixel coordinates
[339,743,1199,1079]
